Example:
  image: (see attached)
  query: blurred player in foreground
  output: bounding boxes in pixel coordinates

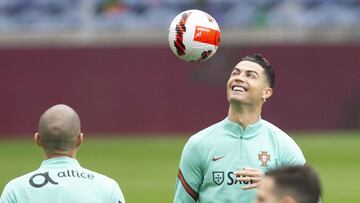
[0,104,125,203]
[255,165,322,203]
[173,54,306,203]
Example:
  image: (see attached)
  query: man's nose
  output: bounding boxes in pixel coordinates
[235,73,245,82]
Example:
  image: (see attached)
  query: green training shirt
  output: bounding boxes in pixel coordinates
[0,157,125,203]
[173,118,306,203]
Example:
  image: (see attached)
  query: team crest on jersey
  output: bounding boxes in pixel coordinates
[213,171,224,185]
[258,151,271,167]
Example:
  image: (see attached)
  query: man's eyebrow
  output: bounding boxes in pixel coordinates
[232,68,260,76]
[247,70,259,76]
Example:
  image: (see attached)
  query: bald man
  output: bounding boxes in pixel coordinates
[0,104,125,203]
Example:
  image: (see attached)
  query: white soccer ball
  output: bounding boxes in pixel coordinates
[168,9,221,63]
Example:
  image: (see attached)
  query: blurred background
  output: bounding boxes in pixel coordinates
[0,0,360,202]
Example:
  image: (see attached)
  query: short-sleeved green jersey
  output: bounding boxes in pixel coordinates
[173,118,306,203]
[0,157,125,203]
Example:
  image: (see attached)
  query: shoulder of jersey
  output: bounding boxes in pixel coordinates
[82,168,118,184]
[262,119,291,139]
[4,170,40,188]
[188,120,223,144]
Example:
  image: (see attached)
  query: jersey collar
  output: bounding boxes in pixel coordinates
[40,157,81,168]
[223,117,263,139]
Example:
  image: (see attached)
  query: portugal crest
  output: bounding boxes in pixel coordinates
[213,171,224,185]
[258,151,271,167]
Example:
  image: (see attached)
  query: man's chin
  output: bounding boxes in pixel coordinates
[228,97,246,104]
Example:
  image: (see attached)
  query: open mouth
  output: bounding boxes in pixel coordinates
[232,85,248,92]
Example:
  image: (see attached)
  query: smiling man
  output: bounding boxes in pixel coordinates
[173,54,306,203]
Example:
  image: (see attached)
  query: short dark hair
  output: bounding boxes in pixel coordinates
[266,165,321,203]
[241,53,275,88]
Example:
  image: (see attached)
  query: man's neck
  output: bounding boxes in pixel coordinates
[44,151,76,160]
[228,103,262,128]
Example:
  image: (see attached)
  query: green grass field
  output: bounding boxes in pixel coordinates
[0,132,359,202]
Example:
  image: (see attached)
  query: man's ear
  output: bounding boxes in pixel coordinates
[76,133,84,147]
[262,87,273,100]
[281,196,297,203]
[34,132,42,147]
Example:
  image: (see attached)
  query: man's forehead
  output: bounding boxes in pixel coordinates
[233,60,264,72]
[261,176,276,192]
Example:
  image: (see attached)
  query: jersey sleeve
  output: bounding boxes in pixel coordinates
[110,180,125,203]
[173,137,203,203]
[279,134,306,166]
[0,182,15,203]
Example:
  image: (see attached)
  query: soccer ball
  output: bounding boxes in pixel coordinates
[168,9,221,63]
